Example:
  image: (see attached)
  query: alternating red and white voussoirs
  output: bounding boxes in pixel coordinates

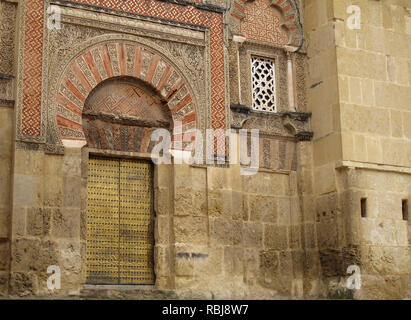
[56,40,197,143]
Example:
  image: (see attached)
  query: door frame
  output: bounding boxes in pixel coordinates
[80,147,174,290]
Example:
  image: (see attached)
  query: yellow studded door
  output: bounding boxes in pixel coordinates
[86,157,155,285]
[119,159,155,284]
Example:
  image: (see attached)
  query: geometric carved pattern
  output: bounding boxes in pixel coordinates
[57,41,197,143]
[82,77,172,153]
[21,0,226,149]
[241,0,288,46]
[259,135,297,171]
[251,57,276,112]
[73,0,225,129]
[21,0,44,137]
[232,0,303,47]
[20,0,226,147]
[84,80,169,122]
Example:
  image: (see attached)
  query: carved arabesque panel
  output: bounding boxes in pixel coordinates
[0,1,16,75]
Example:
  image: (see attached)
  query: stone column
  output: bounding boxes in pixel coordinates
[284,45,299,112]
[233,35,247,105]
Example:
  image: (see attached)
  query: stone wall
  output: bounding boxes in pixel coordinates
[335,0,411,167]
[0,102,13,297]
[305,0,411,299]
[337,167,410,299]
[162,159,303,299]
[7,146,304,299]
[9,148,84,297]
[0,0,17,297]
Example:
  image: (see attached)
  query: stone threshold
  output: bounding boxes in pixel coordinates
[83,284,155,290]
[80,285,179,300]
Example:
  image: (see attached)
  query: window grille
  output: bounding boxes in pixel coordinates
[251,57,276,112]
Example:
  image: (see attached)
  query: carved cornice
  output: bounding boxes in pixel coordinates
[157,0,226,13]
[231,105,312,141]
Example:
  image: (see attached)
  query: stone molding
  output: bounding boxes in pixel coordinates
[230,104,312,141]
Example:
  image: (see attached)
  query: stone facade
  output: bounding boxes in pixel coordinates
[0,0,409,299]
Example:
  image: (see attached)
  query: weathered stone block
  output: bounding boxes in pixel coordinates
[242,172,287,196]
[279,250,293,277]
[289,225,301,249]
[154,187,170,216]
[154,164,172,189]
[26,207,51,237]
[243,248,259,285]
[0,207,9,238]
[317,221,338,248]
[319,249,343,277]
[314,163,337,195]
[0,271,8,296]
[174,187,193,216]
[175,254,194,277]
[224,246,243,276]
[207,167,230,190]
[341,245,361,268]
[243,222,263,247]
[11,206,25,237]
[231,191,244,220]
[303,250,320,279]
[357,274,405,300]
[263,225,288,250]
[51,208,80,239]
[63,176,82,208]
[208,190,232,218]
[303,223,316,249]
[193,247,223,277]
[259,249,279,276]
[362,246,410,275]
[192,189,207,216]
[191,166,206,191]
[259,249,292,294]
[13,174,35,206]
[9,272,38,297]
[248,195,277,223]
[11,238,58,272]
[0,241,9,270]
[290,197,301,225]
[155,215,169,244]
[62,148,82,177]
[210,218,242,246]
[278,197,291,225]
[44,154,64,177]
[42,176,63,207]
[173,164,192,189]
[57,240,82,274]
[174,216,207,245]
[154,245,170,278]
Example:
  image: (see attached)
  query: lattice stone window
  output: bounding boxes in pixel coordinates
[251,57,276,112]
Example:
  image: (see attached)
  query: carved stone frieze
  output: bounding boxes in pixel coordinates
[231,104,312,141]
